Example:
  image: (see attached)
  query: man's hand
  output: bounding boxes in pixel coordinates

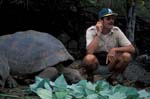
[96,20,103,36]
[106,48,116,64]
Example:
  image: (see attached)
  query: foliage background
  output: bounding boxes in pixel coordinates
[0,0,150,58]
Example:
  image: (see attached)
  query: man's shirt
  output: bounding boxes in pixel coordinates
[86,26,131,52]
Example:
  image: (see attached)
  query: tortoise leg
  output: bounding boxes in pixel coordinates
[38,67,59,81]
[60,67,84,84]
[5,76,18,88]
[0,57,11,88]
[0,78,5,88]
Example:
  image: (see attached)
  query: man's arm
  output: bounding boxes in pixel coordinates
[86,21,103,54]
[106,27,135,64]
[86,35,100,54]
[110,44,135,54]
[106,44,135,64]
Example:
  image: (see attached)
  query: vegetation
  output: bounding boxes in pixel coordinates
[30,75,150,99]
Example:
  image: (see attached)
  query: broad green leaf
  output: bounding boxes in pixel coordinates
[30,77,42,91]
[95,80,110,91]
[86,81,96,90]
[112,85,128,93]
[85,82,96,95]
[125,87,139,98]
[29,75,150,99]
[108,92,126,99]
[86,94,99,99]
[44,80,52,91]
[99,89,112,96]
[96,80,111,96]
[54,74,67,91]
[98,95,108,99]
[30,77,47,92]
[138,90,150,99]
[55,91,68,99]
[77,80,87,87]
[65,95,72,99]
[36,88,52,99]
[30,76,51,92]
[68,84,85,98]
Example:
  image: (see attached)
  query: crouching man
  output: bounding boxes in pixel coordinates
[83,8,135,82]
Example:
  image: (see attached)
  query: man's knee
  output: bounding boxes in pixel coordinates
[121,52,132,62]
[83,54,99,72]
[83,54,98,65]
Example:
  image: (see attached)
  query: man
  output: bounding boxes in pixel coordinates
[83,8,135,82]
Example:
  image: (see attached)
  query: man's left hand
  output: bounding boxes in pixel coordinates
[106,48,116,64]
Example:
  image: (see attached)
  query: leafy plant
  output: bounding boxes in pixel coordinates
[30,74,150,99]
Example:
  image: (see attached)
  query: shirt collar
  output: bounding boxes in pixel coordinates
[94,25,114,35]
[109,26,115,35]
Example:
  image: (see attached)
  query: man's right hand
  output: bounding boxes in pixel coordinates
[96,20,103,36]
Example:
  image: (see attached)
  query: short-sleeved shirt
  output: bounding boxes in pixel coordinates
[86,26,131,52]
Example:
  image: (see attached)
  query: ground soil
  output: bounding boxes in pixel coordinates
[0,85,39,99]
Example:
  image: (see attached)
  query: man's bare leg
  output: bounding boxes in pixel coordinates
[83,54,99,81]
[108,52,132,84]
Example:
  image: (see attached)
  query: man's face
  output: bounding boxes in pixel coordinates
[103,15,115,29]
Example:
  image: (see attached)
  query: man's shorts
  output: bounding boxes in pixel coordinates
[93,51,111,76]
[94,51,108,65]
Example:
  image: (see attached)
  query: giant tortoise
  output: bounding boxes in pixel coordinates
[0,30,83,87]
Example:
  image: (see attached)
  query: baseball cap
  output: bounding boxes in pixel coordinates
[98,8,118,19]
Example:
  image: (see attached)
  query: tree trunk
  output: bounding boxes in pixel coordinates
[126,0,137,43]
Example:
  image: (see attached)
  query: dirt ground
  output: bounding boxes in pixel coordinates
[0,85,39,99]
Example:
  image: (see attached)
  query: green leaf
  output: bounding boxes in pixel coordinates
[30,76,44,92]
[68,84,85,98]
[112,85,128,93]
[54,74,68,91]
[99,89,112,97]
[65,95,72,99]
[138,90,150,99]
[36,88,52,99]
[85,81,96,95]
[108,92,126,99]
[77,80,87,87]
[86,94,99,99]
[29,75,150,99]
[55,91,68,99]
[96,80,111,96]
[44,80,52,91]
[96,80,110,91]
[30,76,52,92]
[125,87,139,98]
